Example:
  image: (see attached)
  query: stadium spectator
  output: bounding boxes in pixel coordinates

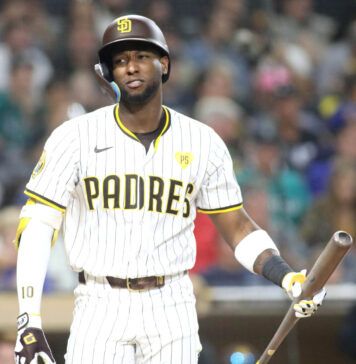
[317,20,356,95]
[0,58,45,205]
[302,158,356,282]
[271,0,336,53]
[238,129,311,232]
[307,77,356,196]
[266,84,327,173]
[182,4,251,102]
[194,95,245,166]
[0,17,53,99]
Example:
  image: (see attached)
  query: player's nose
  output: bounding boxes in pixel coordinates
[126,57,139,74]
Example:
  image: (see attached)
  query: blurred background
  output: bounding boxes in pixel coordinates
[0,0,356,363]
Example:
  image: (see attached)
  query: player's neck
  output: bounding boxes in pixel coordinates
[119,98,163,134]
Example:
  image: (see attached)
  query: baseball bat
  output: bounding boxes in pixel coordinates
[256,230,353,364]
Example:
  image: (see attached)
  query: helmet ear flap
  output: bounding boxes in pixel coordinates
[94,63,121,103]
[95,63,111,81]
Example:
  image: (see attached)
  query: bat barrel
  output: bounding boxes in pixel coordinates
[302,231,353,298]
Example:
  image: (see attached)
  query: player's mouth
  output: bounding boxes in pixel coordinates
[126,79,144,89]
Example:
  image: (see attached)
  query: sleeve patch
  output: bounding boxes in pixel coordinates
[31,151,46,179]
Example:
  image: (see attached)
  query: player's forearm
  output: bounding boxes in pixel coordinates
[210,208,261,250]
[210,209,289,282]
[17,220,53,326]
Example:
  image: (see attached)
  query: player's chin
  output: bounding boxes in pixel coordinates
[122,83,158,104]
[122,91,147,104]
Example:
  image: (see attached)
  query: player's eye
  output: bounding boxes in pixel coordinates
[113,57,127,65]
[137,53,150,60]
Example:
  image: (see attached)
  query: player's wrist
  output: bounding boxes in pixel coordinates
[17,312,42,331]
[261,255,294,287]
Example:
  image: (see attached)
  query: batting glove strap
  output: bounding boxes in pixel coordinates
[15,327,55,364]
[17,313,42,330]
[17,313,30,331]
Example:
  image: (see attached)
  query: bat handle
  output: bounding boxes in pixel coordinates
[256,306,298,363]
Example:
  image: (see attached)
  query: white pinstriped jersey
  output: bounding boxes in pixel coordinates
[25,105,243,278]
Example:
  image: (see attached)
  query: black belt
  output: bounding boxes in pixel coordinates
[78,271,186,291]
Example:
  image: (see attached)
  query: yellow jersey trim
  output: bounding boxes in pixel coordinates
[24,189,66,212]
[197,203,243,214]
[113,104,171,150]
[114,104,140,142]
[154,106,170,151]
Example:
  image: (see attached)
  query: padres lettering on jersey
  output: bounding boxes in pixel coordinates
[25,105,243,278]
[83,173,193,217]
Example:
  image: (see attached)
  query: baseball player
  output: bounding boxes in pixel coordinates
[14,15,326,364]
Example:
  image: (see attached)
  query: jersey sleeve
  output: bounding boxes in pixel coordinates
[25,121,79,212]
[196,131,243,214]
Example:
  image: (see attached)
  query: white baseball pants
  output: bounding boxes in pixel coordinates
[65,273,201,364]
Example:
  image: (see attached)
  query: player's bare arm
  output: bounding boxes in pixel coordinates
[210,208,326,317]
[209,208,259,251]
[209,208,279,275]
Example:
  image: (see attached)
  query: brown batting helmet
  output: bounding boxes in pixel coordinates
[98,15,170,83]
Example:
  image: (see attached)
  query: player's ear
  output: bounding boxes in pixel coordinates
[160,56,169,75]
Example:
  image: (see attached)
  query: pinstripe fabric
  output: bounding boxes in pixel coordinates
[65,274,199,364]
[25,105,242,278]
[25,104,243,363]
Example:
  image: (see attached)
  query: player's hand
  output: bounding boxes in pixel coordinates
[15,313,55,364]
[282,270,327,318]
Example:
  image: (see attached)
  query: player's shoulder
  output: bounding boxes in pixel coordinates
[51,105,115,135]
[46,105,115,147]
[58,104,114,129]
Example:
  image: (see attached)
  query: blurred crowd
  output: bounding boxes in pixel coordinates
[0,0,355,362]
[0,0,355,295]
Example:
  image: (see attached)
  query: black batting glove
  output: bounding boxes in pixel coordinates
[14,313,55,364]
